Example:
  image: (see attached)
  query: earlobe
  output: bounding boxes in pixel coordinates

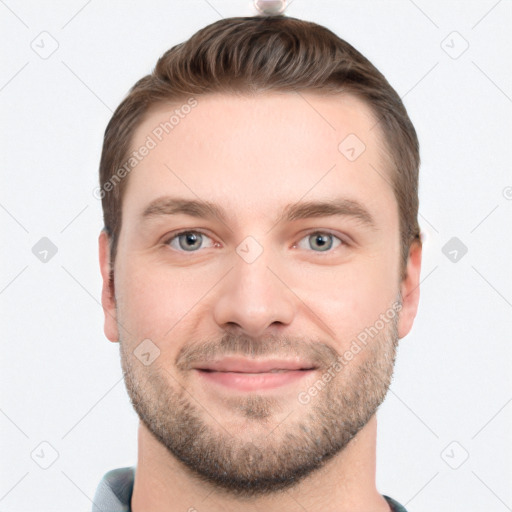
[397,240,422,339]
[98,229,119,343]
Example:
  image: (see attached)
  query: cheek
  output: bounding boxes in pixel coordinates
[116,263,168,336]
[116,260,216,339]
[297,255,398,342]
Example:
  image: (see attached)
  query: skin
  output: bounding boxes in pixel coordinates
[99,91,422,512]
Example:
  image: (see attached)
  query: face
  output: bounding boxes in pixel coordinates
[99,92,421,497]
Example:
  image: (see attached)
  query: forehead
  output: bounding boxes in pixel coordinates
[121,91,396,230]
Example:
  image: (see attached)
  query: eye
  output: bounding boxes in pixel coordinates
[295,231,344,252]
[164,230,216,252]
[163,230,346,254]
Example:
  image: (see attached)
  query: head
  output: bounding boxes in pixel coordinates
[98,15,422,497]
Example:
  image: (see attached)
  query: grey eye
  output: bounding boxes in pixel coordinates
[168,231,215,252]
[297,232,342,252]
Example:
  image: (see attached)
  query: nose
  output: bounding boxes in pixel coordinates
[213,247,296,338]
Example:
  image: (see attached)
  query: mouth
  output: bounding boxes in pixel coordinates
[193,357,318,391]
[193,357,318,373]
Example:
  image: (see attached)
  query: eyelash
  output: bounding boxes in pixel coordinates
[163,229,348,254]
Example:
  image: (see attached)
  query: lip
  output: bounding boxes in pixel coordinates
[194,368,315,391]
[192,357,318,392]
[192,357,317,373]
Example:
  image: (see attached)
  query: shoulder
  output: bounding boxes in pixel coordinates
[92,466,135,512]
[383,494,409,512]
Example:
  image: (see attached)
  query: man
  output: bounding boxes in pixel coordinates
[94,14,422,512]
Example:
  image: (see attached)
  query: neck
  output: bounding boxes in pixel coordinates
[131,414,391,512]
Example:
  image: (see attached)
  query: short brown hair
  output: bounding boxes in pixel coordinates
[99,15,421,280]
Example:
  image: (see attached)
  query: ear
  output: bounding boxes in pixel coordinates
[98,229,119,343]
[398,239,422,339]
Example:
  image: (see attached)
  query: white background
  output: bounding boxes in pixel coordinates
[1,1,511,510]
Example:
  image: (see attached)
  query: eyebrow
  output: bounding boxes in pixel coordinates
[141,196,378,231]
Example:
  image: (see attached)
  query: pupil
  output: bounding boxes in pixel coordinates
[312,233,331,251]
[181,232,200,251]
